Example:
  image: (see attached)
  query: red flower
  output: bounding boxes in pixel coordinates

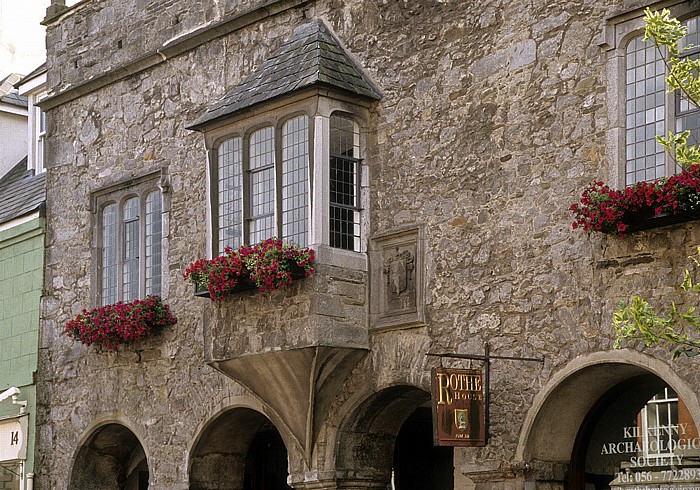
[64,296,177,351]
[184,239,315,301]
[570,167,700,236]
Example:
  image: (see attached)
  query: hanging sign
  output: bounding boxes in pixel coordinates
[431,367,486,447]
[0,415,27,461]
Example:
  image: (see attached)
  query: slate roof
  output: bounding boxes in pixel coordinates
[0,73,28,109]
[1,91,28,109]
[0,159,46,226]
[17,63,47,87]
[188,20,381,130]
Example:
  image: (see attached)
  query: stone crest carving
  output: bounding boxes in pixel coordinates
[370,226,425,330]
[383,248,415,312]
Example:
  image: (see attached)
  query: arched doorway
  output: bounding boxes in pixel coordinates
[570,376,699,490]
[518,354,700,490]
[336,385,453,489]
[190,407,291,490]
[69,423,149,490]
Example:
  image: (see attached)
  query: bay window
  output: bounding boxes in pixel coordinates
[211,109,363,256]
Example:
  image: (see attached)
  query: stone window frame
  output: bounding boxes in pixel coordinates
[602,0,700,187]
[202,91,371,271]
[91,171,170,306]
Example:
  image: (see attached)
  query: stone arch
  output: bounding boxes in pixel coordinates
[516,350,700,485]
[69,421,150,490]
[189,404,295,490]
[334,384,435,488]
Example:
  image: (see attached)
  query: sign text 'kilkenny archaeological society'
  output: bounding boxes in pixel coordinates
[431,367,486,447]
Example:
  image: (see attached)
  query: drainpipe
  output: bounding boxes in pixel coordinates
[26,473,34,490]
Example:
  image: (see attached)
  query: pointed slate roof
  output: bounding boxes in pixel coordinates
[0,159,46,226]
[188,20,381,130]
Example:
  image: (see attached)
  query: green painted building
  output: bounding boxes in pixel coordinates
[0,158,45,490]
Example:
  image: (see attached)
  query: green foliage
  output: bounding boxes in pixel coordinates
[613,10,700,358]
[613,248,700,359]
[644,8,700,169]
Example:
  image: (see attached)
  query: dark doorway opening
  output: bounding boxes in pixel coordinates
[393,407,454,490]
[69,423,149,490]
[243,423,292,490]
[190,408,291,490]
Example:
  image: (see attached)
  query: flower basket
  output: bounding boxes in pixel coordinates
[185,238,315,301]
[193,276,257,298]
[64,295,177,351]
[622,209,700,233]
[570,166,700,236]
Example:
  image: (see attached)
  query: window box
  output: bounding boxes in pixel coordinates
[570,166,700,236]
[623,209,700,233]
[192,261,307,299]
[64,295,177,351]
[185,239,315,301]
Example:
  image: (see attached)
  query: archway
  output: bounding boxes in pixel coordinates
[517,353,700,490]
[69,423,149,490]
[190,407,292,490]
[336,385,453,489]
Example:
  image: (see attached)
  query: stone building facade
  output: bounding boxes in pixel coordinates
[35,0,700,489]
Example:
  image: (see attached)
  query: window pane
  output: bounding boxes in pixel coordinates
[123,197,140,302]
[329,114,360,251]
[282,115,309,247]
[145,191,162,296]
[102,203,118,306]
[641,388,679,457]
[249,127,276,244]
[625,35,665,185]
[218,137,243,252]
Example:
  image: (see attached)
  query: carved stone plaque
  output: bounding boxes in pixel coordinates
[370,226,425,330]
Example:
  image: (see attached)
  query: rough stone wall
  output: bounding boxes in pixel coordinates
[45,0,276,95]
[38,19,300,490]
[38,0,700,489]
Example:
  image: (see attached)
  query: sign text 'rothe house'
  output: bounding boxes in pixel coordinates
[431,367,486,447]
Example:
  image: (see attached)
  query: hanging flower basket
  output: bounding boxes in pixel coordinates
[185,238,315,301]
[64,295,177,351]
[570,166,700,236]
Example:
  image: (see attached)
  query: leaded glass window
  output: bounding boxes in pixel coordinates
[329,114,361,251]
[98,185,163,305]
[213,117,311,253]
[625,16,700,185]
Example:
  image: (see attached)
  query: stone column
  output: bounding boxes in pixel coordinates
[43,0,69,24]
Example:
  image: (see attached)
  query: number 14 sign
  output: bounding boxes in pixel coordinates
[0,416,27,461]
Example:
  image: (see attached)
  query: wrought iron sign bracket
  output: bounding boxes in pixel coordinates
[427,344,544,446]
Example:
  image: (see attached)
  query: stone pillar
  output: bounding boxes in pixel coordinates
[43,0,68,25]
